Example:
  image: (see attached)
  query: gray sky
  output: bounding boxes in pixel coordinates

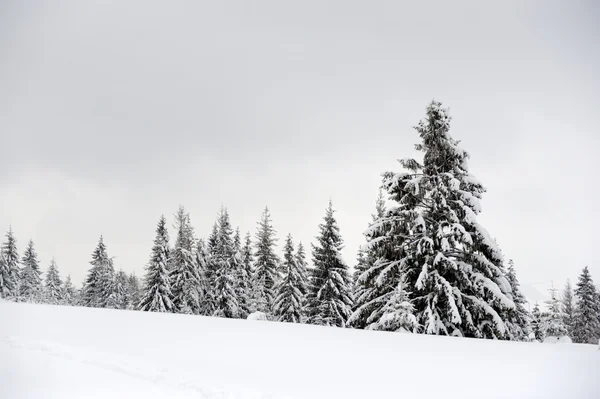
[1,0,599,303]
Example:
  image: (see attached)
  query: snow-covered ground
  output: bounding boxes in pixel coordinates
[1,300,599,398]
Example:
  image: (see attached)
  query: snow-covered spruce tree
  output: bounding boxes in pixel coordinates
[504,259,531,340]
[170,206,202,314]
[233,230,252,318]
[531,303,544,342]
[561,279,576,338]
[212,208,239,318]
[368,101,514,339]
[573,267,600,344]
[139,215,174,312]
[542,287,568,339]
[349,190,399,330]
[82,236,114,308]
[62,275,77,306]
[107,270,128,309]
[20,239,43,302]
[252,206,280,313]
[195,239,214,316]
[0,228,20,299]
[273,235,307,323]
[306,201,353,327]
[127,273,141,310]
[367,275,418,333]
[44,258,63,305]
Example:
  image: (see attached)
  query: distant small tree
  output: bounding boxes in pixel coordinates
[20,239,43,302]
[531,303,544,342]
[44,258,63,305]
[62,275,77,306]
[542,286,568,338]
[273,235,307,323]
[0,228,20,299]
[368,275,418,333]
[561,280,576,337]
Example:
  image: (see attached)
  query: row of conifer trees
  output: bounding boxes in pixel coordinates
[1,100,599,343]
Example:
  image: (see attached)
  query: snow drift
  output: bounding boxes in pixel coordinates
[1,301,599,398]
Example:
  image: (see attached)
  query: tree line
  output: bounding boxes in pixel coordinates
[1,100,599,344]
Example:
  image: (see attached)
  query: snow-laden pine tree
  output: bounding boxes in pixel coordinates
[170,206,202,314]
[82,236,114,308]
[195,239,213,316]
[139,215,174,312]
[44,258,63,304]
[531,303,544,342]
[252,207,280,313]
[367,275,418,333]
[504,259,531,340]
[108,270,129,309]
[20,239,43,302]
[212,208,239,318]
[306,201,353,327]
[561,280,576,338]
[0,228,20,299]
[62,275,77,306]
[273,235,307,323]
[234,231,252,318]
[127,273,141,310]
[542,287,568,339]
[365,101,514,338]
[572,267,600,344]
[349,190,397,330]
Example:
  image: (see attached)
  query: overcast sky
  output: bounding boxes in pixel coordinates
[1,0,598,304]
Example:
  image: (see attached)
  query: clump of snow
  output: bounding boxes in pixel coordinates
[247,311,269,321]
[543,336,573,344]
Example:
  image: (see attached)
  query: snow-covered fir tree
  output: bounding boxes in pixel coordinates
[367,275,418,333]
[531,303,544,341]
[0,228,20,299]
[212,208,239,318]
[62,275,77,306]
[252,206,280,313]
[127,273,141,310]
[572,267,600,344]
[273,234,307,323]
[542,287,568,338]
[107,270,128,309]
[504,259,531,340]
[234,231,252,318]
[170,206,202,314]
[19,239,43,302]
[139,215,174,312]
[348,190,397,330]
[44,258,63,304]
[364,101,514,339]
[306,201,353,327]
[561,280,576,338]
[82,236,114,308]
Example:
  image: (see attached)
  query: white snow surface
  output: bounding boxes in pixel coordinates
[1,301,599,398]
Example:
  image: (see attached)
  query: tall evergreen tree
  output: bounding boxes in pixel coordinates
[212,208,239,318]
[349,190,398,330]
[62,275,77,306]
[170,207,202,314]
[572,267,600,344]
[362,101,514,339]
[504,259,531,340]
[82,236,114,308]
[234,231,252,318]
[252,206,280,313]
[273,235,307,323]
[306,201,353,327]
[139,215,174,312]
[561,279,576,338]
[127,273,141,310]
[531,303,544,341]
[20,239,43,302]
[543,286,568,338]
[44,258,63,304]
[0,228,20,299]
